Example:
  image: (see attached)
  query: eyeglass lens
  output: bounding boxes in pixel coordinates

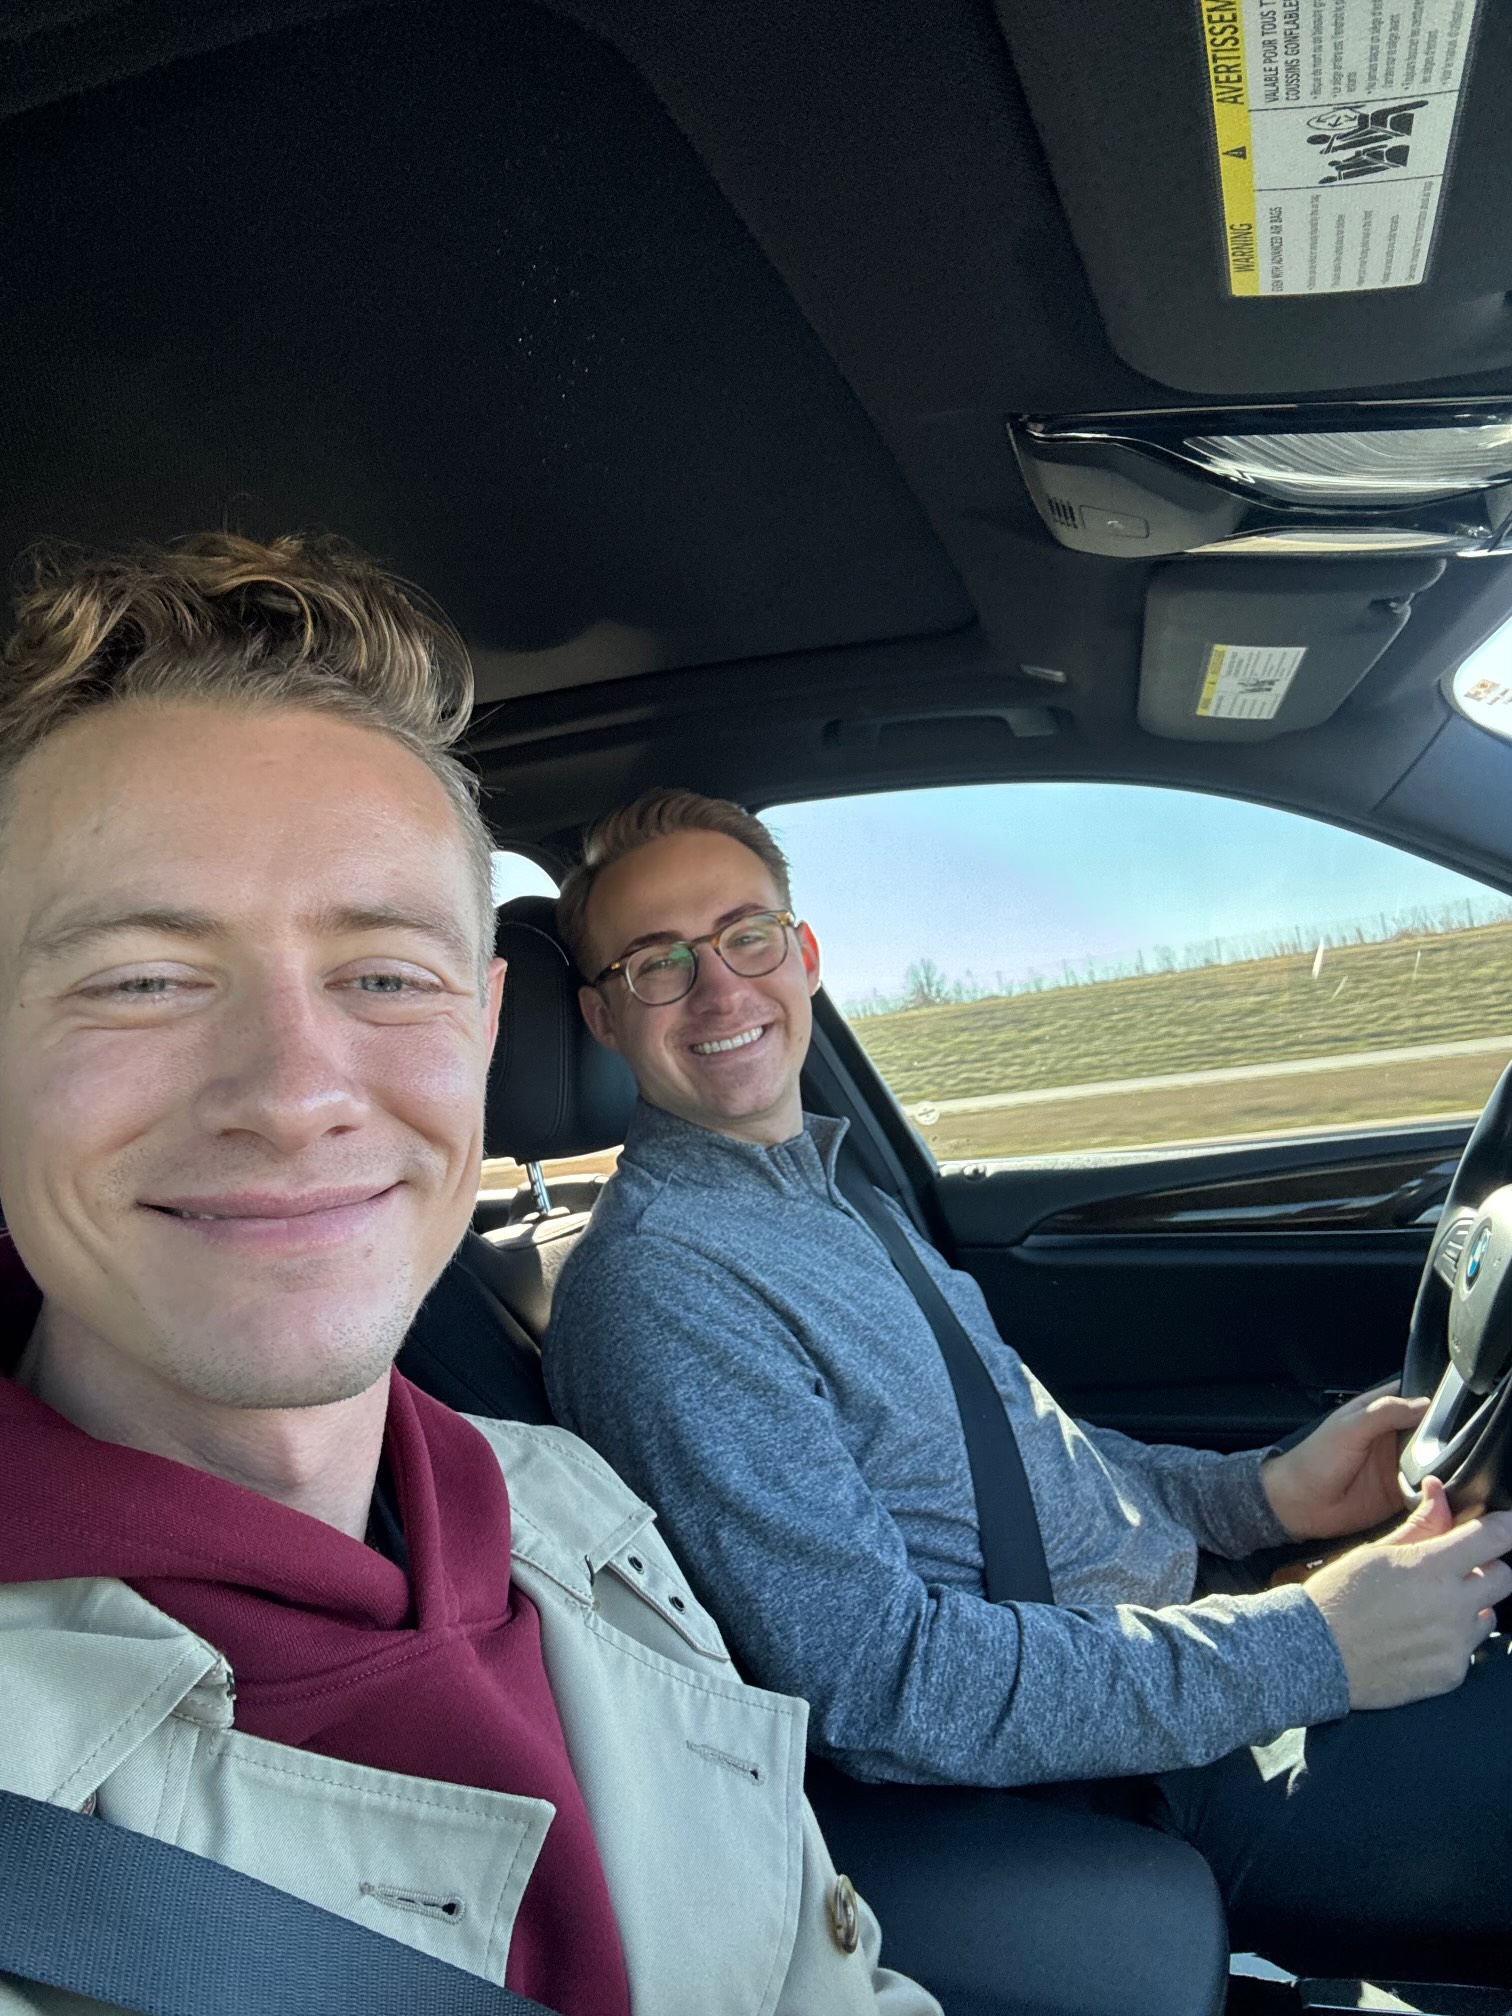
[626,913,790,1003]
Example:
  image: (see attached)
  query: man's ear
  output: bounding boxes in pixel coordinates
[797,921,822,996]
[484,958,508,1057]
[578,981,620,1052]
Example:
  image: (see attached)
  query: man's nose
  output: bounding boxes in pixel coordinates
[689,944,751,1008]
[194,978,370,1151]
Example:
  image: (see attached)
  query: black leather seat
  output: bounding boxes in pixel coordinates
[397,895,635,1415]
[400,897,1227,2016]
[397,1233,556,1424]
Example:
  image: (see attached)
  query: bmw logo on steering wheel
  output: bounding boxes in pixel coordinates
[1466,1224,1492,1287]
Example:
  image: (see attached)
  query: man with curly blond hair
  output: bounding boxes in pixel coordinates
[0,532,937,2016]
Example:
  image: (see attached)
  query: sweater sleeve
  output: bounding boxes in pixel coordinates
[545,1233,1350,1789]
[1080,1423,1295,1560]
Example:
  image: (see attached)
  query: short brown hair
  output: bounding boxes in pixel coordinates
[0,530,496,966]
[558,787,792,976]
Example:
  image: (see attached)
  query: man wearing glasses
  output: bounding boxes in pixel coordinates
[565,800,817,1148]
[545,786,1512,1988]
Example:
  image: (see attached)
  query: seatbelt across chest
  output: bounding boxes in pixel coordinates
[832,1152,1054,1607]
[0,1788,559,2016]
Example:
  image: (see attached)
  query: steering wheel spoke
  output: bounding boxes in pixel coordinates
[1400,1362,1476,1493]
[1432,1210,1478,1289]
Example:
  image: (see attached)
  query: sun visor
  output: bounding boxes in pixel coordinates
[994,0,1512,395]
[1138,556,1444,740]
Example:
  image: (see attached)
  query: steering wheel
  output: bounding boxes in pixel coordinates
[1399,1062,1512,1513]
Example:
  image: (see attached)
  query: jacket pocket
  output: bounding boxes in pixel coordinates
[168,1727,554,1984]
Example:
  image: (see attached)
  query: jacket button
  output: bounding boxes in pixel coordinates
[829,1874,860,1955]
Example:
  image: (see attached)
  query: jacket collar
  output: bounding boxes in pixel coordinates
[0,1576,232,1807]
[469,1419,658,1605]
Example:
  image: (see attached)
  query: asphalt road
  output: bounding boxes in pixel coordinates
[920,1031,1512,1119]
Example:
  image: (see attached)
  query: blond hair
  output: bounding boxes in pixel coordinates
[0,530,495,963]
[557,787,792,976]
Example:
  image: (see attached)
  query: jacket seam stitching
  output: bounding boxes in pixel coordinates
[760,1716,803,2016]
[587,1505,659,1571]
[202,1739,553,1817]
[600,1559,728,1661]
[149,1715,194,1840]
[507,1503,595,1605]
[754,1741,797,2016]
[481,1818,542,1982]
[479,1419,645,1496]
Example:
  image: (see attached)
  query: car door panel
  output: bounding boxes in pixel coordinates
[955,1229,1425,1447]
[929,1130,1462,1448]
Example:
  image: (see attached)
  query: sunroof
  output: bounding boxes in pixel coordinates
[0,1,972,700]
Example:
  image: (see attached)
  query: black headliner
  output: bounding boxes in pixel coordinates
[6,0,1512,880]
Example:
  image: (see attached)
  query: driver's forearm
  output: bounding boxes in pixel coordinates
[1082,1424,1294,1560]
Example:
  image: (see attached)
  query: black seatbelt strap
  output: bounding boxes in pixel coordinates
[0,1789,559,2016]
[832,1151,1054,1606]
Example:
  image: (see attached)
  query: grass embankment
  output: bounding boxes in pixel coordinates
[849,922,1512,1161]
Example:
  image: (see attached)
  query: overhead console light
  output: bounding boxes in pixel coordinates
[1011,402,1512,562]
[1183,423,1512,505]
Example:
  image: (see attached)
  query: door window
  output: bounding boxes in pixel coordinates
[490,849,558,905]
[770,784,1512,1165]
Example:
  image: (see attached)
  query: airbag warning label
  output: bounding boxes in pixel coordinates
[1196,644,1307,720]
[1198,0,1482,296]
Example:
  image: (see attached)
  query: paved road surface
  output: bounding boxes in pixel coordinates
[921,1031,1512,1119]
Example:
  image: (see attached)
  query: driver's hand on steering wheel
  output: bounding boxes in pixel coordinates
[1262,1380,1431,1542]
[1303,1478,1512,1711]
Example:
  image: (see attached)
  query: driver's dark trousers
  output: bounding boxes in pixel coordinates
[1125,1632,1512,1983]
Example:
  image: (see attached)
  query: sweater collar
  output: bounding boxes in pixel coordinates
[622,1097,848,1195]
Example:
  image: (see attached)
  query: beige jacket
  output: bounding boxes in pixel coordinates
[0,1416,938,2016]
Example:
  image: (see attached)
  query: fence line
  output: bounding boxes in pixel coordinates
[842,898,1512,1020]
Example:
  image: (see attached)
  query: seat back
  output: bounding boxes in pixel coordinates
[399,897,634,1417]
[486,895,637,1168]
[396,1232,556,1423]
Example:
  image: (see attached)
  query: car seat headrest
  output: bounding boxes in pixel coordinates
[486,895,637,1164]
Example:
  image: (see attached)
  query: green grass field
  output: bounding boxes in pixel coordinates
[848,920,1512,1161]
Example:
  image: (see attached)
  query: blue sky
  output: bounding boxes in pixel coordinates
[765,782,1501,1004]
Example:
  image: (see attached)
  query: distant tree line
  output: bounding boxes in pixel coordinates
[841,896,1512,1020]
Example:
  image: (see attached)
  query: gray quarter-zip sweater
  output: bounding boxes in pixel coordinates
[544,1102,1350,1787]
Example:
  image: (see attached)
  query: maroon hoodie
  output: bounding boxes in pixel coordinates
[0,1318,631,2016]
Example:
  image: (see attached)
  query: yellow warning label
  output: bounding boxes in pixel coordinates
[1196,645,1228,715]
[1196,643,1307,721]
[1198,3,1257,295]
[1195,0,1483,300]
